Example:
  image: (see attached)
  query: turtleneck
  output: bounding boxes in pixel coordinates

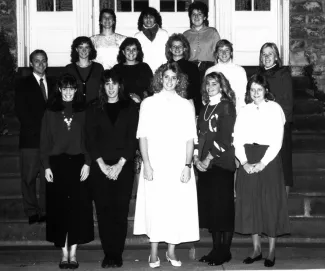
[209,93,222,105]
[264,63,277,70]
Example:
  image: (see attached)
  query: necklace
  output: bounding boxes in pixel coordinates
[204,102,218,121]
[62,111,74,131]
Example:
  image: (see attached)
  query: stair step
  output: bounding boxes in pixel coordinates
[293,114,325,131]
[293,152,325,169]
[293,169,325,193]
[294,99,324,115]
[0,134,19,146]
[292,76,313,91]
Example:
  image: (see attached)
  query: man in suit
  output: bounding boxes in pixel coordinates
[15,49,55,225]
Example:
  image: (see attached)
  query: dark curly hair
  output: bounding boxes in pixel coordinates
[98,69,126,109]
[150,62,188,98]
[117,37,144,64]
[214,39,233,61]
[259,42,283,68]
[165,33,191,61]
[70,36,97,63]
[137,7,162,31]
[188,1,209,27]
[245,73,275,104]
[48,73,85,112]
[99,8,116,33]
[201,72,236,105]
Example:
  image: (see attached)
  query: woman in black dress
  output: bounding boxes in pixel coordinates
[234,74,290,268]
[194,71,236,266]
[258,42,293,195]
[40,73,94,269]
[86,69,139,268]
[66,36,104,106]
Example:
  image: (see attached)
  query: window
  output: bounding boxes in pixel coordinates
[37,0,73,11]
[235,0,270,11]
[100,0,149,12]
[160,0,207,12]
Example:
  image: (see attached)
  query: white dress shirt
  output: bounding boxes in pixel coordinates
[33,72,48,99]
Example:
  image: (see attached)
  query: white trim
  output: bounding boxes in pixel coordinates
[16,0,25,67]
[282,0,290,65]
[75,0,92,36]
[215,0,232,41]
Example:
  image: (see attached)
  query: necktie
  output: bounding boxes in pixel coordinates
[40,78,47,101]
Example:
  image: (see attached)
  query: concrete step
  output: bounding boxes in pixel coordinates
[292,76,313,92]
[293,169,325,194]
[293,114,325,131]
[294,99,324,115]
[293,152,325,169]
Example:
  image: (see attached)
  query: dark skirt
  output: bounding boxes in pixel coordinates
[281,122,293,187]
[46,154,94,247]
[197,165,234,232]
[235,144,290,237]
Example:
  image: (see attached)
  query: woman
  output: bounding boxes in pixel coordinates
[205,39,247,114]
[86,69,138,268]
[133,62,199,268]
[165,33,201,115]
[183,1,220,81]
[113,37,153,103]
[258,42,293,195]
[194,72,236,266]
[40,73,93,269]
[233,74,290,268]
[66,36,104,106]
[135,7,169,73]
[91,9,126,70]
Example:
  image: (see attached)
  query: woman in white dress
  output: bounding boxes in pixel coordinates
[135,7,169,73]
[133,62,199,268]
[91,9,126,70]
[205,39,247,114]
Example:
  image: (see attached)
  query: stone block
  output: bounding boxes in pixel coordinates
[309,14,325,24]
[290,40,307,51]
[291,1,323,13]
[304,26,322,38]
[290,26,307,39]
[291,14,307,24]
[290,52,309,66]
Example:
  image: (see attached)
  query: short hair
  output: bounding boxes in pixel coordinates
[201,72,236,105]
[188,1,209,27]
[245,73,275,104]
[70,36,97,63]
[29,49,48,63]
[259,42,282,67]
[117,37,144,64]
[98,69,126,108]
[137,7,162,31]
[165,33,191,61]
[214,39,234,61]
[48,73,85,112]
[150,62,188,98]
[99,9,116,33]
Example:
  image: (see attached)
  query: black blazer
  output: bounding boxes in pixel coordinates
[86,100,139,163]
[15,74,56,149]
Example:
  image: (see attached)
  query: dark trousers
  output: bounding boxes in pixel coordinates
[91,161,134,259]
[20,148,46,217]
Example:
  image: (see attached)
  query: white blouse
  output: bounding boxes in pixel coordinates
[205,62,247,114]
[91,33,126,70]
[233,100,285,166]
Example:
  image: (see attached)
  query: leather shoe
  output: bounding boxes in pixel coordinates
[69,260,79,269]
[243,253,263,264]
[59,260,69,269]
[264,257,275,267]
[101,257,114,268]
[112,258,123,268]
[28,214,39,225]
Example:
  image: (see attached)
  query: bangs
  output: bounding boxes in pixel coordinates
[58,74,77,89]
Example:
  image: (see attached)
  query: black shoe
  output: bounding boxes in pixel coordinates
[198,249,217,263]
[243,253,263,264]
[101,257,114,268]
[112,258,123,268]
[28,214,39,225]
[69,260,79,269]
[38,214,46,224]
[264,257,275,267]
[59,260,69,269]
[208,248,232,266]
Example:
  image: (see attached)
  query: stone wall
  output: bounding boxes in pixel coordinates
[290,0,325,91]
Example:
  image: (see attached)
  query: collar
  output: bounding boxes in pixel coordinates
[252,99,266,108]
[33,72,46,82]
[264,64,277,70]
[209,93,222,105]
[191,25,207,33]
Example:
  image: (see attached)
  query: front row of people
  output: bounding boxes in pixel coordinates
[36,61,288,269]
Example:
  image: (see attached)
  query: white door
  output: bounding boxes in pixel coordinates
[231,0,281,66]
[94,0,215,37]
[28,0,77,66]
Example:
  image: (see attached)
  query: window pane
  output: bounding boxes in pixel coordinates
[37,0,54,11]
[235,0,251,11]
[100,0,115,10]
[160,0,175,12]
[117,0,131,11]
[177,0,190,12]
[56,0,73,11]
[254,0,270,11]
[134,0,149,11]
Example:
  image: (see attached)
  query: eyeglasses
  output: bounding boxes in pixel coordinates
[171,45,184,50]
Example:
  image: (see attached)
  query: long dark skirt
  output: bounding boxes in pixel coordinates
[197,165,234,232]
[235,144,290,237]
[281,122,293,187]
[46,154,94,247]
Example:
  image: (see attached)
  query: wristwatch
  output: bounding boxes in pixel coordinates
[185,163,192,168]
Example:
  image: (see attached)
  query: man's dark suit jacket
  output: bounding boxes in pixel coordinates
[15,74,56,149]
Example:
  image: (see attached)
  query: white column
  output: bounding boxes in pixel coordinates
[282,0,290,66]
[214,0,232,41]
[75,0,93,37]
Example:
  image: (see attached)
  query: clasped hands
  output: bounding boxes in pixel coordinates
[243,161,265,174]
[194,155,211,172]
[100,163,123,181]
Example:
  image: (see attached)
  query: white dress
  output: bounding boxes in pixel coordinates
[133,91,200,244]
[90,33,126,70]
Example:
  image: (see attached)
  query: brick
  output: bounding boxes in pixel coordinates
[290,26,307,38]
[291,14,307,24]
[290,40,307,50]
[309,14,325,24]
[291,1,323,13]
